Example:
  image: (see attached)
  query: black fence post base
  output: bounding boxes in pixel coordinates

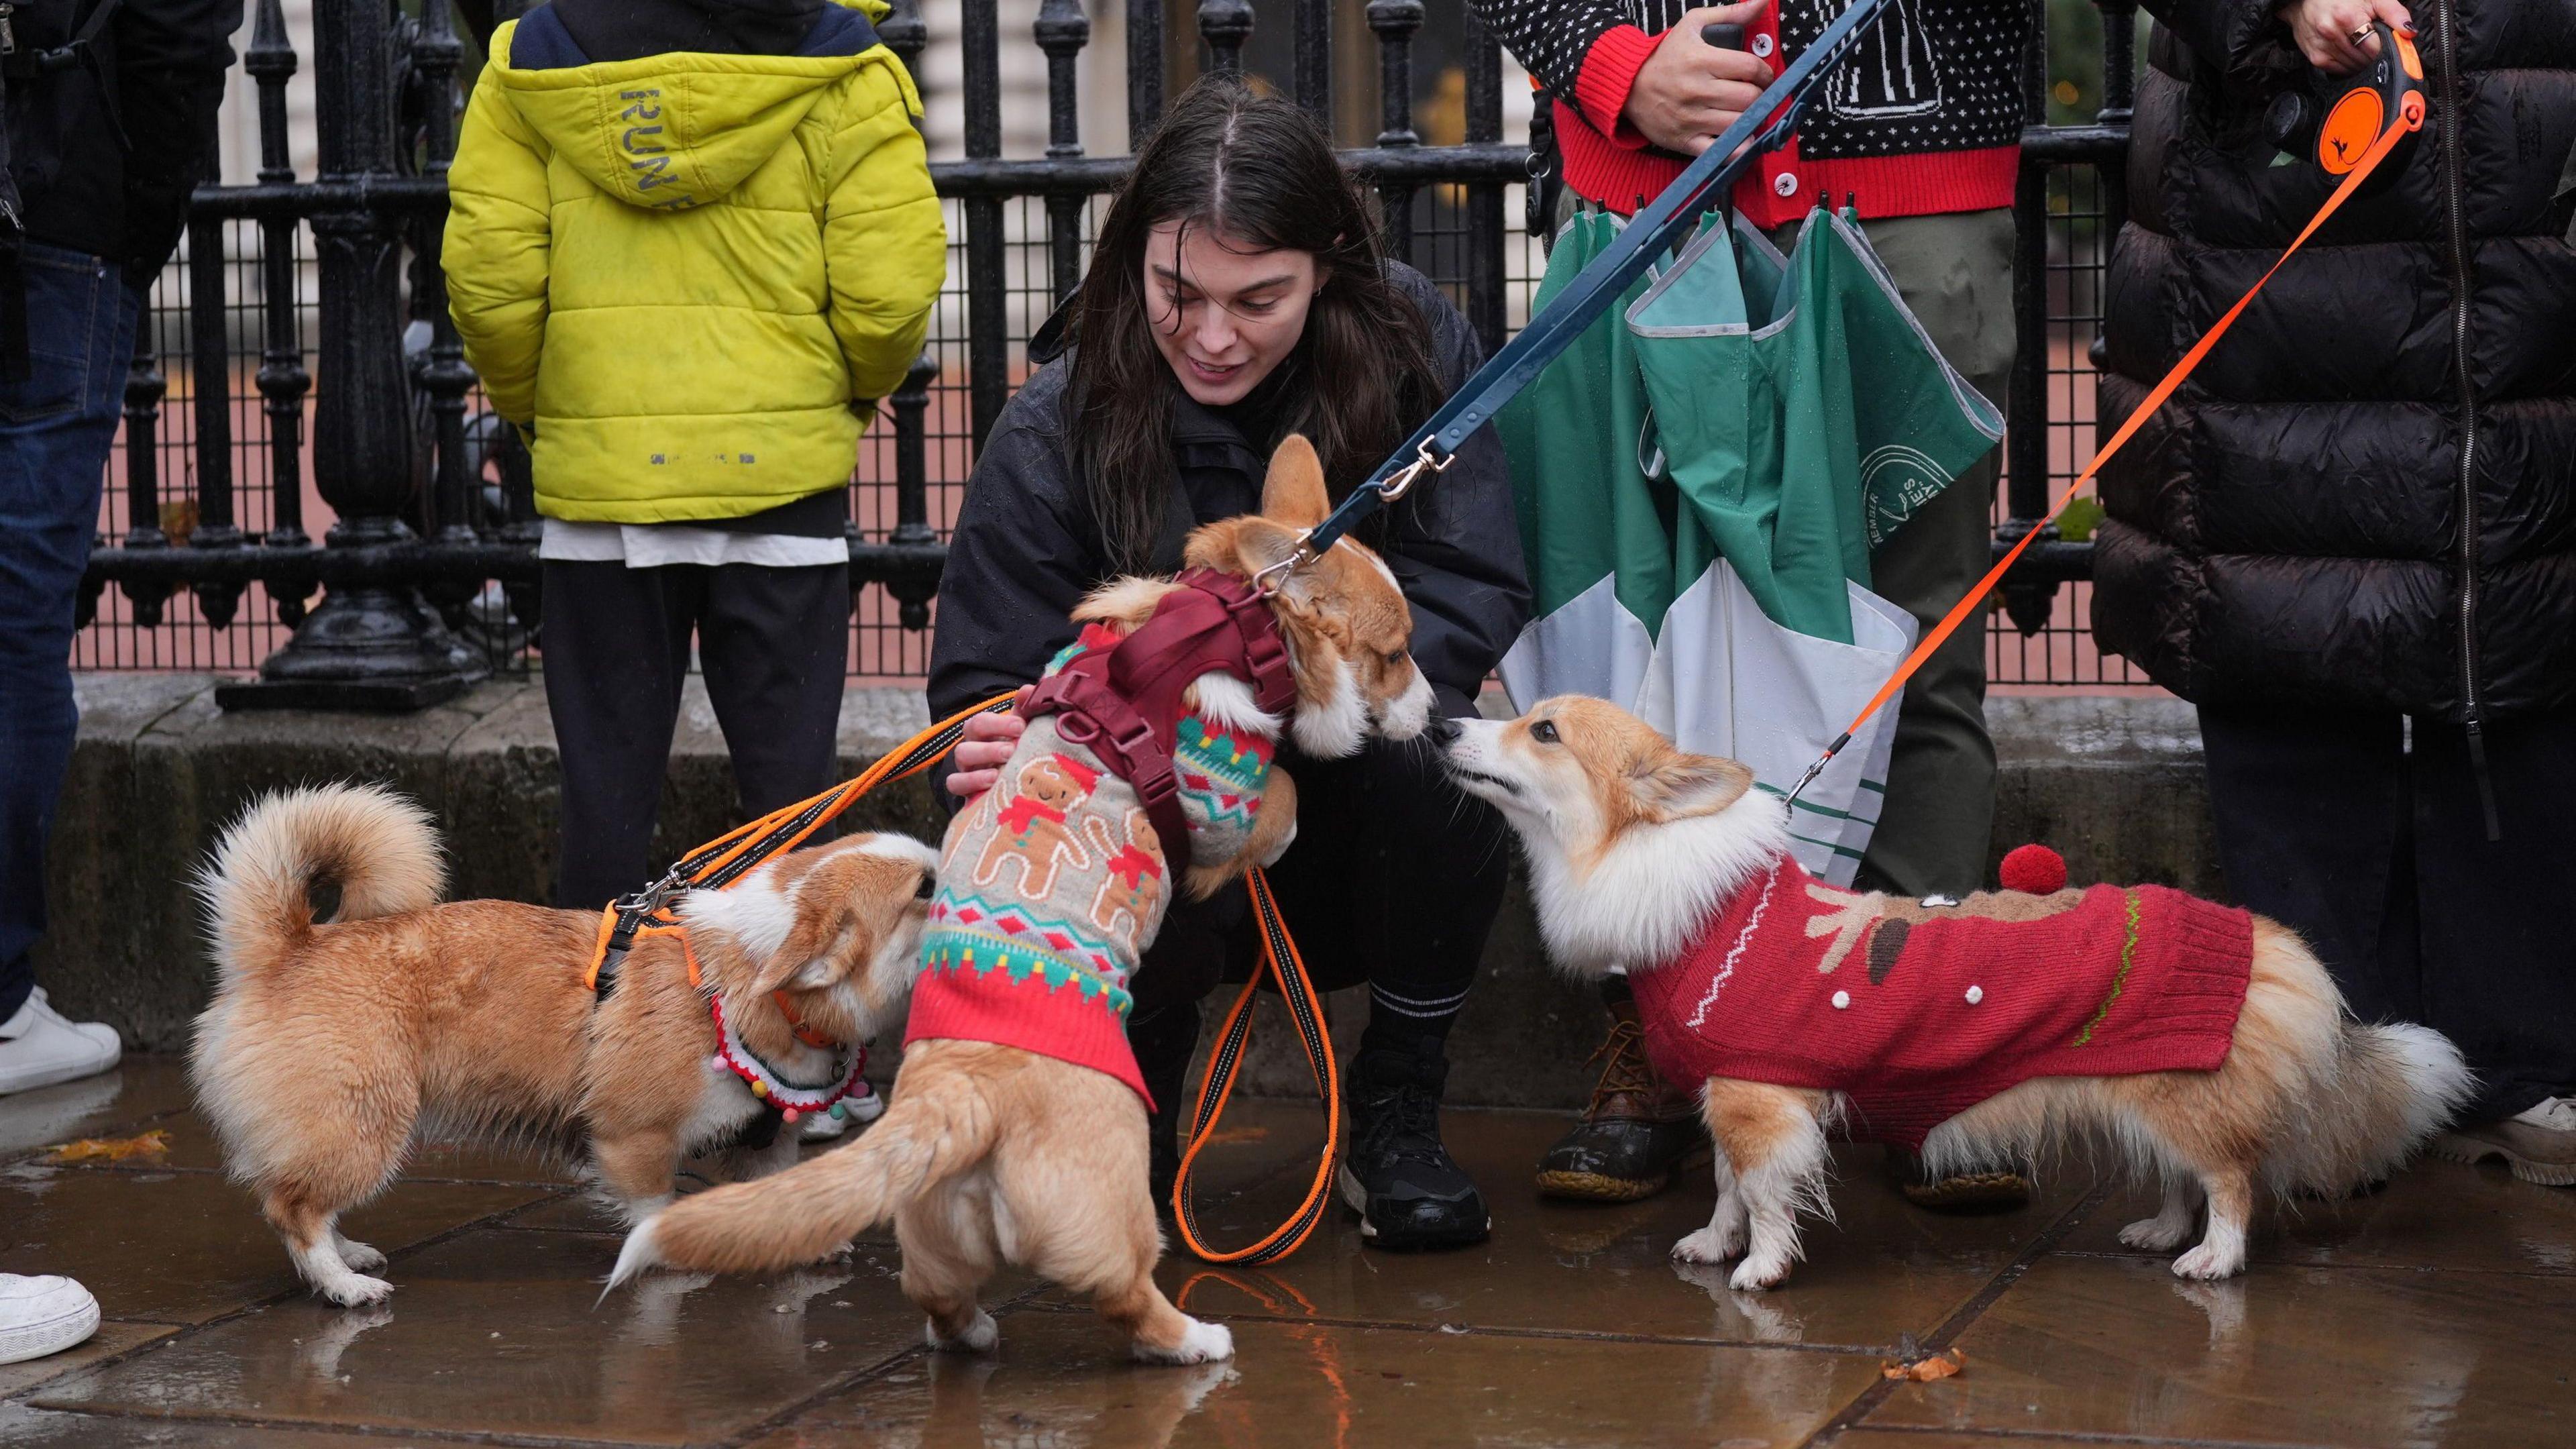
[215,581,488,714]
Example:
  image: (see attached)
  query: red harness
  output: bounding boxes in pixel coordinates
[1022,568,1295,865]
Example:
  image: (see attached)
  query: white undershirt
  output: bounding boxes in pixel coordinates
[538,519,849,570]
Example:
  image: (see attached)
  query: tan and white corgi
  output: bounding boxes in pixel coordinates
[190,784,937,1305]
[1437,696,2475,1290]
[611,436,1434,1364]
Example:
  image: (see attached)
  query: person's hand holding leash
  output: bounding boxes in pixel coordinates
[2279,0,2412,74]
[1623,2,1774,156]
[944,686,1033,801]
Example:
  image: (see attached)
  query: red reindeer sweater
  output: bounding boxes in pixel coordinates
[1627,854,2255,1149]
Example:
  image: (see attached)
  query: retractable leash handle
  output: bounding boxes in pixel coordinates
[1782,72,2426,810]
[1289,0,1900,566]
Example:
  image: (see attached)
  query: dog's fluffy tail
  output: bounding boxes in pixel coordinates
[2276,1020,2475,1195]
[196,784,445,982]
[609,1076,998,1289]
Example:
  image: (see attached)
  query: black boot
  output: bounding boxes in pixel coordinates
[1340,1044,1490,1251]
[1535,994,1708,1201]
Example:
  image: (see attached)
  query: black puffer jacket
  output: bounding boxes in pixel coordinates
[5,0,241,282]
[2092,0,2576,720]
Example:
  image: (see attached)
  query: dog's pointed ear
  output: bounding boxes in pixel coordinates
[1261,435,1330,530]
[749,858,863,996]
[1631,753,1755,822]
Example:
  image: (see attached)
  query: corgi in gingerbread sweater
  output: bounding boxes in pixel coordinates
[1440,696,2475,1291]
[613,438,1433,1362]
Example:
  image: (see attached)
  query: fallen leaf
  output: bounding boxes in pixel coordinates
[41,1130,170,1164]
[1880,1347,1966,1382]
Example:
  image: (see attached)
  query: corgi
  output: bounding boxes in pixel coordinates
[1437,696,2475,1290]
[610,435,1434,1364]
[190,783,938,1306]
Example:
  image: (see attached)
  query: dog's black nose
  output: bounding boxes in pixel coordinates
[1426,716,1462,747]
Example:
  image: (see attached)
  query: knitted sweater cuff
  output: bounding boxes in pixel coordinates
[1569,24,1661,149]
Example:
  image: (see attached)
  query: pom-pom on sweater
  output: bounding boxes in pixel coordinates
[905,625,1277,1105]
[1629,853,2255,1149]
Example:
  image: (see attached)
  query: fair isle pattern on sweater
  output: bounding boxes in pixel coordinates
[1480,0,2028,159]
[1627,852,2255,1150]
[905,625,1277,1104]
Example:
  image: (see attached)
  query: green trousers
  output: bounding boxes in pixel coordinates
[1768,209,2013,897]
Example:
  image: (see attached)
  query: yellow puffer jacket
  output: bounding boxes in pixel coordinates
[443,0,943,524]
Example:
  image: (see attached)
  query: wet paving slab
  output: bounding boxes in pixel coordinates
[0,1058,200,1163]
[30,1228,969,1446]
[1,1161,555,1326]
[751,1302,1886,1449]
[1856,1248,2576,1447]
[8,1061,2576,1447]
[1138,1110,2094,1350]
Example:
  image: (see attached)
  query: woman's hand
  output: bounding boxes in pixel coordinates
[1622,2,1776,157]
[943,686,1034,802]
[2279,0,2412,76]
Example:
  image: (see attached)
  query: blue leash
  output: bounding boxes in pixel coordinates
[1276,0,1898,572]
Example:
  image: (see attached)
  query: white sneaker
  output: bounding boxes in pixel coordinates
[0,1275,101,1366]
[0,989,122,1097]
[798,1081,886,1142]
[2512,1097,2576,1132]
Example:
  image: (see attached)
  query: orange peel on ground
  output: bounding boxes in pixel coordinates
[40,1130,172,1164]
[1880,1347,1966,1382]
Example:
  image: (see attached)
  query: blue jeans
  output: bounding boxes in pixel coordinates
[0,245,142,1021]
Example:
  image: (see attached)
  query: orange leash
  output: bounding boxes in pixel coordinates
[1170,865,1344,1265]
[1784,77,2424,804]
[583,692,1018,992]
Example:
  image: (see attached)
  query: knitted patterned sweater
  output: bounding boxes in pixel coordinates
[1628,852,2255,1149]
[906,625,1276,1104]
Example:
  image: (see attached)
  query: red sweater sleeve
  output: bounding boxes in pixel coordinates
[1568,23,1662,150]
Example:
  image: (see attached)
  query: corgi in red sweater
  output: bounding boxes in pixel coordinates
[1440,696,2475,1291]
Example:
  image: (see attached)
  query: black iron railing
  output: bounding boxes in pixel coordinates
[76,0,2145,699]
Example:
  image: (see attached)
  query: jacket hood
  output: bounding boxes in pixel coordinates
[487,0,894,211]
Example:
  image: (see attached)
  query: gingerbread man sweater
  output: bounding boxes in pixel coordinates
[906,626,1276,1105]
[1627,853,2255,1149]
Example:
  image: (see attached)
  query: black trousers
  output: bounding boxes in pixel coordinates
[1124,725,1513,1093]
[541,559,849,912]
[2199,702,2576,1124]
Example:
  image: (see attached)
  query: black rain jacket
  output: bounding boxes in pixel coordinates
[927,262,1529,724]
[5,0,241,282]
[2092,0,2576,720]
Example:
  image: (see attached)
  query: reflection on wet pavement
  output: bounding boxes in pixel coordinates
[4,1059,2571,1446]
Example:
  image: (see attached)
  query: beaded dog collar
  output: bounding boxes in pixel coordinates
[705,993,869,1125]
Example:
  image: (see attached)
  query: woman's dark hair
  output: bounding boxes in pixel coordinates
[1066,76,1446,573]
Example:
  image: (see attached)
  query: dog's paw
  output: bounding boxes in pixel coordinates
[2119,1216,2192,1252]
[334,1238,388,1273]
[1135,1316,1234,1365]
[1672,1225,1744,1265]
[321,1275,394,1307]
[2169,1242,2246,1281]
[1727,1254,1792,1292]
[926,1309,1000,1354]
[824,1240,858,1263]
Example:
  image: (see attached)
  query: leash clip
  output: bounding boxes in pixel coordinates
[1250,549,1309,598]
[1375,438,1455,507]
